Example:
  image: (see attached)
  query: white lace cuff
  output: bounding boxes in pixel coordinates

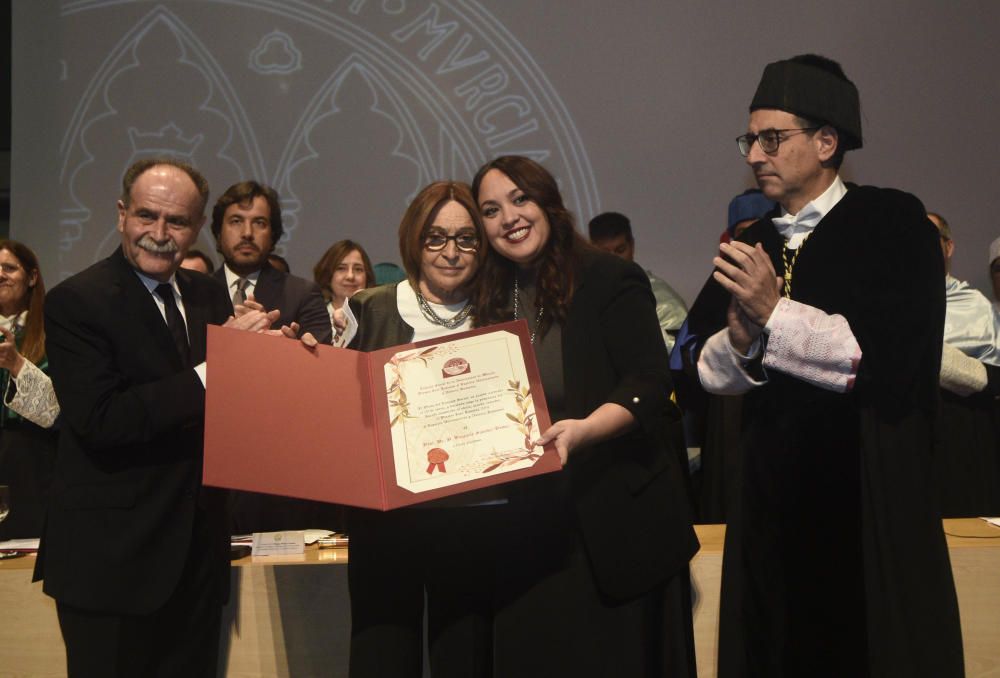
[940,342,987,396]
[762,298,861,393]
[697,328,767,395]
[6,360,60,428]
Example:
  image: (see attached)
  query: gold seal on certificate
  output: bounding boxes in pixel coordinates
[386,330,543,493]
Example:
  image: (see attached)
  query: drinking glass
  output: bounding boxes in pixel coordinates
[0,485,26,560]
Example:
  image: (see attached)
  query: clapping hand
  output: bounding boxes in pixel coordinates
[712,241,782,326]
[712,242,782,352]
[229,294,317,348]
[0,327,25,377]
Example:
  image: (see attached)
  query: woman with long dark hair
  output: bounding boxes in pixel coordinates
[472,156,698,677]
[0,239,59,541]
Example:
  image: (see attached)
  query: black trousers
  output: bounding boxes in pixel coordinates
[493,477,697,678]
[55,515,225,678]
[347,503,508,678]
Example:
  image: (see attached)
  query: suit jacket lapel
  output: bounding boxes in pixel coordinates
[215,263,280,326]
[253,263,280,312]
[177,271,209,364]
[110,247,184,371]
[212,268,234,314]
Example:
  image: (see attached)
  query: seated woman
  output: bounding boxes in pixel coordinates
[345,181,498,678]
[471,156,699,677]
[313,239,375,345]
[0,240,60,540]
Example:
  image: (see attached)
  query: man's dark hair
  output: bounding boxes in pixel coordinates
[588,212,634,243]
[120,157,210,212]
[183,249,216,273]
[927,212,951,241]
[268,253,291,274]
[210,181,284,244]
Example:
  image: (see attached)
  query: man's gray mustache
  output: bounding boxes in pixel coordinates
[138,235,179,254]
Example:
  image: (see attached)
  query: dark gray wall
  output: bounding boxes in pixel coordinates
[12,1,1000,300]
[1,0,10,239]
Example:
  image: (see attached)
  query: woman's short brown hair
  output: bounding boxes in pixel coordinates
[313,240,376,302]
[397,181,485,289]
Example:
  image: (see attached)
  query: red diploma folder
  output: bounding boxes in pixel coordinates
[203,320,559,509]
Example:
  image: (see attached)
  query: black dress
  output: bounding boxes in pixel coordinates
[681,186,964,678]
[492,251,698,678]
[936,384,1000,517]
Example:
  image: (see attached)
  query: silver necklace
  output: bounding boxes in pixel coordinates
[415,291,473,329]
[513,275,544,344]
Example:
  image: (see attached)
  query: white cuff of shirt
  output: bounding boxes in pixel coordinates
[762,297,861,393]
[697,328,767,395]
[940,342,987,396]
[194,362,207,388]
[6,360,60,428]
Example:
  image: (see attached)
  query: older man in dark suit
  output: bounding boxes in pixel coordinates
[210,180,332,344]
[35,158,278,677]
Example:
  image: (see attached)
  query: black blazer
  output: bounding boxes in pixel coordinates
[215,262,335,533]
[346,282,413,350]
[35,247,232,615]
[214,262,333,344]
[561,250,698,602]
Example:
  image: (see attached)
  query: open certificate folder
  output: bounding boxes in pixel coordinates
[203,320,560,509]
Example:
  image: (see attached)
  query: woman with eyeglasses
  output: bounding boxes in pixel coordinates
[471,156,698,677]
[345,181,501,678]
[0,240,60,541]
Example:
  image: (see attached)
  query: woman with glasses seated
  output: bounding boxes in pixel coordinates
[345,181,499,678]
[0,240,60,541]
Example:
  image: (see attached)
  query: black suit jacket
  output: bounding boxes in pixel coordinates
[216,264,337,533]
[560,250,699,602]
[34,247,232,615]
[214,262,333,344]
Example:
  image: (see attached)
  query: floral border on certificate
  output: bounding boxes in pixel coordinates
[386,346,437,427]
[480,379,541,473]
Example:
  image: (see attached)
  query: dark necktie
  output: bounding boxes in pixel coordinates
[232,277,249,306]
[154,283,191,366]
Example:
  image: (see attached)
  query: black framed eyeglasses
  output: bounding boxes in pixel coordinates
[423,232,479,252]
[736,127,820,156]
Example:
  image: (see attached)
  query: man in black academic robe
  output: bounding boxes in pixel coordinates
[676,55,964,677]
[930,212,1000,517]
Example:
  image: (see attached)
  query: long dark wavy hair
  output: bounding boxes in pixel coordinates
[0,240,46,365]
[470,156,592,334]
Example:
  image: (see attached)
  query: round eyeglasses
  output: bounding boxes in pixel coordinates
[736,127,820,156]
[423,233,479,252]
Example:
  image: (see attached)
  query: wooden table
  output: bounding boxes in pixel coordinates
[2,520,998,677]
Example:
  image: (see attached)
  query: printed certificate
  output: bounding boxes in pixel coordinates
[385,329,544,493]
[204,321,559,510]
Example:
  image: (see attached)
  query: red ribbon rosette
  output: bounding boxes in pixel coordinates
[426,448,449,474]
